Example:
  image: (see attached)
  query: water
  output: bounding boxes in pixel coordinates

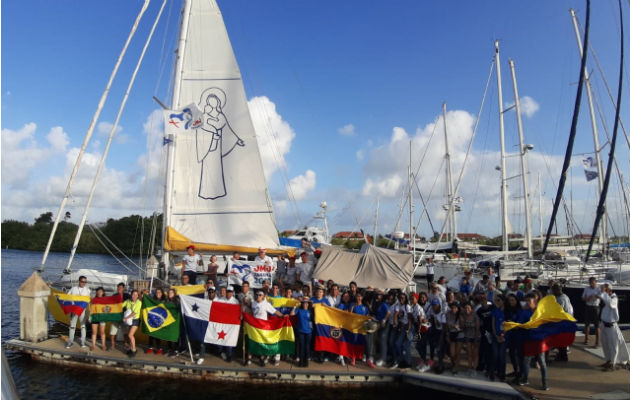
[2,250,473,399]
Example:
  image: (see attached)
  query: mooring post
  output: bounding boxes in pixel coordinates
[17,272,51,342]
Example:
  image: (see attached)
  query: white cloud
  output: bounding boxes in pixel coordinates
[248,96,296,181]
[356,149,364,160]
[97,121,129,144]
[505,96,539,118]
[1,123,68,188]
[338,124,355,136]
[287,170,316,200]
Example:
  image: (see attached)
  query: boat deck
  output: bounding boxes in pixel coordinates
[5,336,520,400]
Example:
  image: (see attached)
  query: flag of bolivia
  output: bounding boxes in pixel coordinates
[90,294,123,322]
[243,312,295,356]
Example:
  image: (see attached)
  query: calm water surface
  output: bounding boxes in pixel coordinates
[2,249,473,399]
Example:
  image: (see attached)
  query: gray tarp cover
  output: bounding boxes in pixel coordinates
[312,244,414,289]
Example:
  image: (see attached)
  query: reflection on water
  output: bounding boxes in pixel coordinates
[2,250,471,399]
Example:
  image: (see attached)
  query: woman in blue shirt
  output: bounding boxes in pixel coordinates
[337,291,352,311]
[291,297,313,368]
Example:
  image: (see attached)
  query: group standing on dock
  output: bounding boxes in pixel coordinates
[60,245,628,393]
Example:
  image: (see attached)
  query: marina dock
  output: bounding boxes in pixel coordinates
[5,336,521,400]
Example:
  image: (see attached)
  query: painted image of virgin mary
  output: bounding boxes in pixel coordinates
[195,87,244,200]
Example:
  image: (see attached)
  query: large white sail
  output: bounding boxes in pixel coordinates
[163,0,279,253]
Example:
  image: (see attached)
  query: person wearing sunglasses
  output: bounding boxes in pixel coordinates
[66,276,91,348]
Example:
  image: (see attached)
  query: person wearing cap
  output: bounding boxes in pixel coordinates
[182,245,203,284]
[214,286,240,362]
[599,283,629,371]
[249,289,286,366]
[291,296,313,367]
[428,283,447,310]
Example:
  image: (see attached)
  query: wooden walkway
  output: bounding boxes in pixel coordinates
[5,336,521,400]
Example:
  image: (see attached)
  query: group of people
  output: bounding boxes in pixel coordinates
[66,251,625,388]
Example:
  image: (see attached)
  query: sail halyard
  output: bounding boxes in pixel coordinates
[162,0,281,254]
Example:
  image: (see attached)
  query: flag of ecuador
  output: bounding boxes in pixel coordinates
[90,294,123,322]
[314,305,371,359]
[55,293,90,316]
[504,295,578,356]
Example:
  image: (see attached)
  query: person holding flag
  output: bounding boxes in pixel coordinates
[89,287,108,351]
[64,276,91,349]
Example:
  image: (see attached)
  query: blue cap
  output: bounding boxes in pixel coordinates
[430,298,440,306]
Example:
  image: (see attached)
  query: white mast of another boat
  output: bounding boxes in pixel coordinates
[495,40,510,258]
[39,0,151,271]
[538,172,544,245]
[443,102,456,243]
[569,8,607,252]
[508,59,533,259]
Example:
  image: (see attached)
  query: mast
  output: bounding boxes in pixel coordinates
[543,0,590,255]
[373,198,380,247]
[538,172,543,245]
[569,8,607,252]
[442,102,456,243]
[508,59,533,259]
[495,40,509,256]
[409,142,415,255]
[64,0,166,272]
[162,0,192,265]
[39,0,151,271]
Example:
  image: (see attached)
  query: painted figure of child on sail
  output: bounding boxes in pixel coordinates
[195,87,244,200]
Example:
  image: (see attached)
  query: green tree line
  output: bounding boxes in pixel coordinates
[2,212,162,256]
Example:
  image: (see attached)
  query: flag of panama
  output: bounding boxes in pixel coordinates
[180,295,241,347]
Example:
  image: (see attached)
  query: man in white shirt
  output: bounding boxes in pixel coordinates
[182,245,202,284]
[599,284,629,371]
[326,284,341,307]
[66,275,91,348]
[581,277,601,347]
[251,247,276,289]
[296,252,314,288]
[248,290,285,366]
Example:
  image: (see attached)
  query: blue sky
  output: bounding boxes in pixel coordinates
[2,0,629,240]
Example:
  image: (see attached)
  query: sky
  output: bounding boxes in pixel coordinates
[2,0,630,243]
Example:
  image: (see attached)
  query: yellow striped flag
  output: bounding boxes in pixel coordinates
[242,312,295,356]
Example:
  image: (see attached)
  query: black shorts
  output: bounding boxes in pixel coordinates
[584,305,600,325]
[449,332,462,342]
[131,319,140,327]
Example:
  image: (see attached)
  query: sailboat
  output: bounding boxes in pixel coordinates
[44,0,292,322]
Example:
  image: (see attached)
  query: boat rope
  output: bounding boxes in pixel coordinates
[591,80,630,227]
[414,57,494,267]
[585,0,624,263]
[576,16,630,151]
[39,0,151,272]
[87,224,140,275]
[542,0,591,256]
[64,0,167,274]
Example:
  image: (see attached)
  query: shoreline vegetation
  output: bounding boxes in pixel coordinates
[1,212,161,256]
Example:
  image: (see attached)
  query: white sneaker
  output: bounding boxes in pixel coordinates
[196,358,204,365]
[220,352,227,361]
[65,342,73,349]
[375,360,384,367]
[323,357,329,362]
[362,356,366,363]
[389,363,399,369]
[338,356,345,366]
[80,343,88,349]
[420,364,431,373]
